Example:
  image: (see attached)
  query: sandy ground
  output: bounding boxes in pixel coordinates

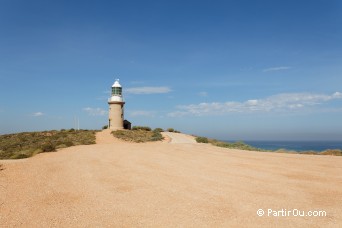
[0,130,341,227]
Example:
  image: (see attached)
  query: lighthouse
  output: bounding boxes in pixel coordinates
[108,79,125,130]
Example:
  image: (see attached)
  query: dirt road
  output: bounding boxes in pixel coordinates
[162,132,196,144]
[0,131,341,227]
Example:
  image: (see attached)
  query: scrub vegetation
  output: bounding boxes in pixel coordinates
[195,136,342,156]
[273,148,342,156]
[195,137,209,143]
[112,127,164,143]
[209,139,265,151]
[132,126,152,131]
[167,128,181,133]
[0,129,97,159]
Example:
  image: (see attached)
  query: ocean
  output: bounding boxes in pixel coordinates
[224,141,342,152]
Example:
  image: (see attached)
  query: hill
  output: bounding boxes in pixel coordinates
[0,129,96,159]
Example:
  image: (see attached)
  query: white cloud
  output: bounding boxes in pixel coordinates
[126,86,172,94]
[83,107,108,116]
[332,92,342,98]
[129,110,155,117]
[32,112,44,117]
[263,66,291,72]
[168,92,342,117]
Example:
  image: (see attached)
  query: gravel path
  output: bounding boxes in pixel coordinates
[162,132,196,144]
[0,131,341,227]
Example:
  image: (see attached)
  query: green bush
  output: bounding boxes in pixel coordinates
[167,128,174,132]
[319,149,342,156]
[153,128,164,132]
[41,143,56,152]
[112,129,163,143]
[196,137,209,143]
[150,131,164,141]
[132,126,151,131]
[102,125,108,129]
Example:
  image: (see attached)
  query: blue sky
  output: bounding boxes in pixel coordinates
[1,0,342,140]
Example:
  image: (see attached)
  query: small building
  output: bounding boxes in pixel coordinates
[123,120,131,130]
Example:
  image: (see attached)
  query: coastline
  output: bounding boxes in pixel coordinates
[245,140,342,152]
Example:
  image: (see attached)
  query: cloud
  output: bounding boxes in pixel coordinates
[168,92,342,117]
[129,110,155,117]
[32,112,44,117]
[126,86,171,94]
[83,107,107,116]
[332,92,342,98]
[263,66,291,72]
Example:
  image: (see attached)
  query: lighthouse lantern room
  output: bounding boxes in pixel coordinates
[108,79,125,130]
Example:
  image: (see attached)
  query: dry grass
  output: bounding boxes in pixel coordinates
[208,139,266,151]
[112,129,163,143]
[0,129,97,159]
[319,149,342,156]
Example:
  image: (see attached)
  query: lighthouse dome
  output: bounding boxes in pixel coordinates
[112,79,122,88]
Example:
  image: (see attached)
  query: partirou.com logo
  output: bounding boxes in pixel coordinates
[257,208,327,217]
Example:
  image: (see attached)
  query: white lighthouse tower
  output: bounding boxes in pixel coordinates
[108,79,125,130]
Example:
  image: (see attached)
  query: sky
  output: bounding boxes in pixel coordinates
[0,0,342,140]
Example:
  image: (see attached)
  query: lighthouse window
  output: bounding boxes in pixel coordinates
[112,87,122,95]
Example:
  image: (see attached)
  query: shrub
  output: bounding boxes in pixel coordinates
[319,149,342,156]
[11,153,30,159]
[112,129,163,143]
[150,131,164,141]
[41,143,56,152]
[132,126,151,131]
[209,140,263,151]
[102,125,108,129]
[64,141,74,147]
[196,137,209,143]
[153,128,164,132]
[56,144,67,149]
[167,128,174,132]
[174,130,181,133]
